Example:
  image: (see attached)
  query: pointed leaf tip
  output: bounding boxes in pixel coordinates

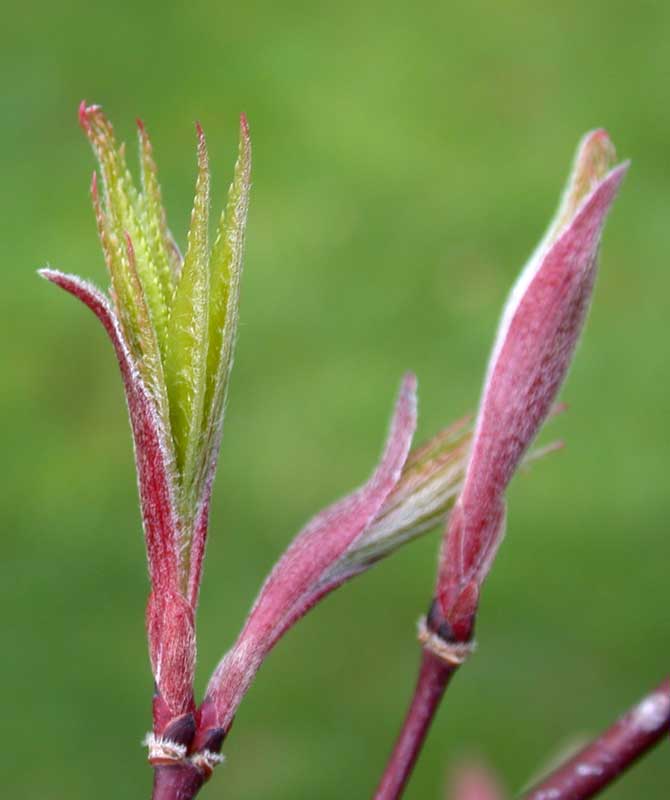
[552,128,621,237]
[78,100,88,129]
[402,370,417,394]
[580,128,617,172]
[38,266,56,281]
[389,372,418,459]
[195,121,207,149]
[78,100,91,130]
[78,100,103,132]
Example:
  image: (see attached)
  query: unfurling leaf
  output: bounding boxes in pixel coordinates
[137,118,179,313]
[43,104,252,745]
[164,124,211,517]
[200,115,251,496]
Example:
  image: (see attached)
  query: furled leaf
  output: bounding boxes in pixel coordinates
[186,115,252,605]
[437,133,628,637]
[202,114,251,483]
[80,104,170,364]
[164,124,211,530]
[272,422,560,648]
[81,104,172,429]
[136,118,179,316]
[345,416,472,572]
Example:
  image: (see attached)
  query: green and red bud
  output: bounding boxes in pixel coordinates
[41,102,251,741]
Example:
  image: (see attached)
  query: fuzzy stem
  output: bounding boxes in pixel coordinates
[522,678,670,800]
[152,765,205,800]
[373,648,458,800]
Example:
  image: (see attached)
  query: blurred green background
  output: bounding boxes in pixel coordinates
[2,0,669,797]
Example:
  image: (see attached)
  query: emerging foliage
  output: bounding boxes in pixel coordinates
[42,103,252,729]
[43,107,609,800]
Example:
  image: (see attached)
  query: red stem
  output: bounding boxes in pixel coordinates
[373,649,458,800]
[152,765,205,800]
[522,678,670,800]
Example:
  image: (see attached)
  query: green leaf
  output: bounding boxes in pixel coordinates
[137,120,179,316]
[82,108,169,342]
[81,105,172,427]
[197,115,252,495]
[164,124,211,504]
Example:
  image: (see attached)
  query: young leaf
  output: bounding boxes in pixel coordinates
[436,132,629,638]
[137,118,179,316]
[202,114,251,483]
[80,104,171,367]
[82,104,172,429]
[164,124,211,525]
[186,115,252,605]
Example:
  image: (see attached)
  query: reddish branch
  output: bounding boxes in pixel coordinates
[152,765,205,800]
[374,649,458,800]
[522,679,670,800]
[374,603,474,800]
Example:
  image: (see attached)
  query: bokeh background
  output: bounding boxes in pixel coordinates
[2,1,669,797]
